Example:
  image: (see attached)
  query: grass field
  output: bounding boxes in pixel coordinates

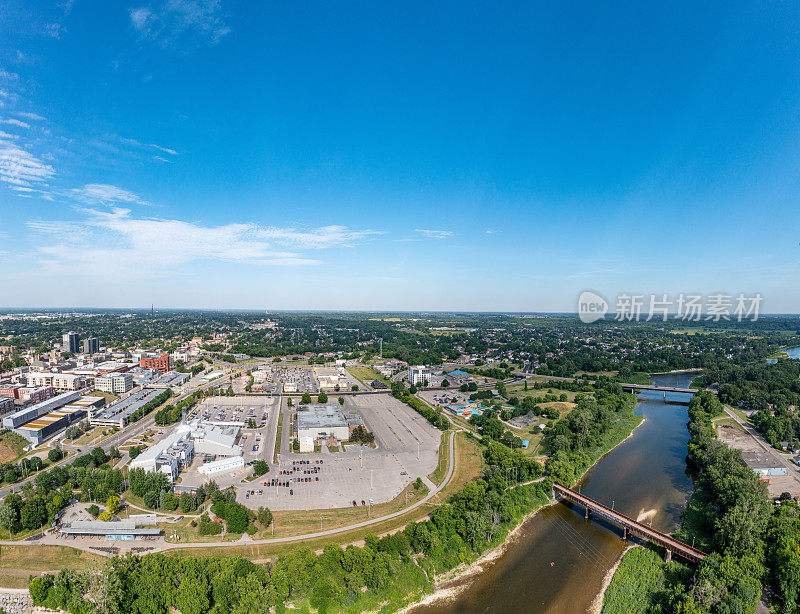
[86,389,119,404]
[713,417,745,432]
[346,366,389,386]
[0,431,28,463]
[427,432,450,485]
[601,546,675,614]
[0,545,102,589]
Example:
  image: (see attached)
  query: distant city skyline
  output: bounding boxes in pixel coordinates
[1,2,798,311]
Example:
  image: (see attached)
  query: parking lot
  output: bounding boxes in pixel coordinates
[249,394,441,510]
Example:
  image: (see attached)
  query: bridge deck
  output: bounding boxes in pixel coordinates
[619,383,700,394]
[553,484,707,563]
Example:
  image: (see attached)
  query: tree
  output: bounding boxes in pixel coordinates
[48,448,63,463]
[338,397,344,406]
[442,378,450,387]
[257,506,272,527]
[0,502,17,537]
[409,385,417,394]
[301,392,311,404]
[351,384,359,392]
[106,495,120,515]
[317,392,328,403]
[253,460,268,476]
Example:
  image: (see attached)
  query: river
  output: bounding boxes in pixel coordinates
[411,373,696,614]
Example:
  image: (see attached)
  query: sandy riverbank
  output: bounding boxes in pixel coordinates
[397,416,647,613]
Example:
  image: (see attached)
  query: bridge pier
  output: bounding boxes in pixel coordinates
[622,526,628,540]
[665,549,672,563]
[664,391,667,401]
[585,507,590,520]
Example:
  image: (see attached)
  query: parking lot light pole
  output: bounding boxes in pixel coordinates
[370,469,373,489]
[417,441,420,460]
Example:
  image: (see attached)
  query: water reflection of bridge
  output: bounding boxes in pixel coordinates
[553,483,707,563]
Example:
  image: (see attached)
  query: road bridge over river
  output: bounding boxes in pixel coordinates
[553,483,707,563]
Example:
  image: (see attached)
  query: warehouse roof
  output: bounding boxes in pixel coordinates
[297,404,348,430]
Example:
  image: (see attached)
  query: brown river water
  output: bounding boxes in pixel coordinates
[410,373,696,614]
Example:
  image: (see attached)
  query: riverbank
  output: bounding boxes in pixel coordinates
[590,544,633,614]
[401,412,646,613]
[396,500,559,614]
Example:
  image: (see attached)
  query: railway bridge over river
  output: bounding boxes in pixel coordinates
[553,483,707,563]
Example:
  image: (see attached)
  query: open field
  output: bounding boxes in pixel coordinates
[0,545,102,588]
[347,365,389,386]
[0,431,28,463]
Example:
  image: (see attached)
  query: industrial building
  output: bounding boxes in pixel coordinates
[95,373,134,394]
[741,451,787,483]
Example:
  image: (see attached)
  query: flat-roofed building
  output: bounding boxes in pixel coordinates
[409,365,432,386]
[140,353,172,372]
[16,404,87,444]
[26,372,84,391]
[88,388,162,428]
[82,337,99,355]
[197,455,245,476]
[19,386,54,404]
[295,404,351,444]
[96,373,134,394]
[59,520,162,540]
[128,425,195,481]
[0,396,13,415]
[146,372,189,389]
[2,390,81,429]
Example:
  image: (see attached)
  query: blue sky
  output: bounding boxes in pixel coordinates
[1,1,799,311]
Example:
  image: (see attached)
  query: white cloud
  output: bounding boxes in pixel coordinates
[25,207,382,280]
[414,229,453,239]
[0,118,30,129]
[70,184,150,206]
[150,143,177,155]
[0,138,56,188]
[0,70,19,81]
[0,131,18,139]
[153,155,173,163]
[129,0,231,48]
[16,112,46,121]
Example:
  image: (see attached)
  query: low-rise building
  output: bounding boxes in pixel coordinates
[0,396,14,415]
[140,353,172,372]
[295,404,352,445]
